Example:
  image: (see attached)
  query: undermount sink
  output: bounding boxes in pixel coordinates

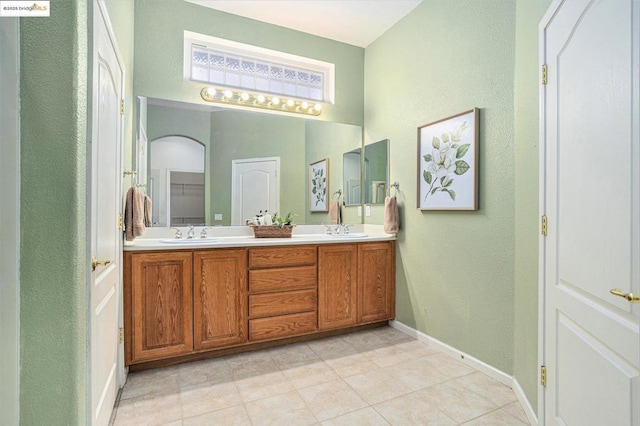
[327,233,368,238]
[160,238,221,244]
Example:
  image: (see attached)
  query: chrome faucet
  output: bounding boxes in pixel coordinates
[325,224,351,235]
[170,227,183,239]
[187,225,195,239]
[200,226,214,239]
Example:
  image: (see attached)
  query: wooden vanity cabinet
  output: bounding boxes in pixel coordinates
[248,246,318,341]
[193,249,247,350]
[318,242,396,330]
[126,251,193,364]
[124,240,395,368]
[358,242,395,323]
[318,244,358,330]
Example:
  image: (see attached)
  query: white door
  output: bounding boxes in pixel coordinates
[231,157,279,225]
[540,0,639,425]
[90,3,123,425]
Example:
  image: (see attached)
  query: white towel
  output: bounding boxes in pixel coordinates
[383,196,399,233]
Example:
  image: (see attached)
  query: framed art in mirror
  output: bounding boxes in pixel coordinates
[417,108,479,210]
[309,158,329,212]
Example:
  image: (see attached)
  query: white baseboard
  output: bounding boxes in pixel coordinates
[389,320,538,424]
[512,378,538,426]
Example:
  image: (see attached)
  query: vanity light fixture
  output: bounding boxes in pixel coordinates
[200,87,323,116]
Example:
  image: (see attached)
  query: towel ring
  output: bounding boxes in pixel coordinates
[332,189,343,200]
[387,182,399,196]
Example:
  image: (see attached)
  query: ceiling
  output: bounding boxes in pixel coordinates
[184,0,423,48]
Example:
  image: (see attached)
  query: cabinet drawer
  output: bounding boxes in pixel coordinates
[249,246,316,269]
[249,312,317,341]
[249,265,316,293]
[249,289,317,318]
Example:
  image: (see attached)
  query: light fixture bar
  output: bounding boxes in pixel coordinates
[200,87,323,116]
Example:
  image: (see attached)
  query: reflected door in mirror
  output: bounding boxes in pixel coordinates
[231,157,280,225]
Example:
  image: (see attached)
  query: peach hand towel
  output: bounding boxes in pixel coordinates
[125,186,146,241]
[383,195,399,233]
[329,200,340,224]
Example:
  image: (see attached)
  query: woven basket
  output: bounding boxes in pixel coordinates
[250,225,294,238]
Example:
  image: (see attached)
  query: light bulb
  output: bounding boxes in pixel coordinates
[240,92,250,101]
[286,99,295,108]
[256,95,266,103]
[223,90,233,99]
[300,101,309,110]
[205,87,216,98]
[271,96,280,106]
[313,103,322,112]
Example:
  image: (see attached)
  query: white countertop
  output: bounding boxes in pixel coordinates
[124,224,395,251]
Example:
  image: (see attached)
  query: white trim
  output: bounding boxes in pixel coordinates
[512,377,539,426]
[389,320,512,386]
[390,320,539,424]
[90,2,127,424]
[0,17,20,426]
[183,30,335,104]
[537,2,563,424]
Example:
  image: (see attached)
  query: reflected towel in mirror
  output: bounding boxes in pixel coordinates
[143,195,152,227]
[329,200,341,224]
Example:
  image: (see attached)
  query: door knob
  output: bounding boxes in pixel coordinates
[92,256,112,272]
[610,288,640,303]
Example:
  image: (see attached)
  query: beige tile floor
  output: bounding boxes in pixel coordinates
[112,326,530,425]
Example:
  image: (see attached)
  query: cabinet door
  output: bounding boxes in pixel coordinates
[358,242,395,323]
[193,249,247,350]
[131,251,193,363]
[318,245,357,330]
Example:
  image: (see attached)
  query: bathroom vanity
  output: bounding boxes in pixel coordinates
[123,226,395,370]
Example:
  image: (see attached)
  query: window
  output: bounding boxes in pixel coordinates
[184,31,334,104]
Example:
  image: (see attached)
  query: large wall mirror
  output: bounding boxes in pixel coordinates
[364,139,389,204]
[343,148,361,206]
[136,97,363,226]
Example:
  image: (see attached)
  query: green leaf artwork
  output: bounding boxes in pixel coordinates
[454,160,470,175]
[424,170,432,185]
[422,119,472,203]
[456,144,470,159]
[311,164,327,207]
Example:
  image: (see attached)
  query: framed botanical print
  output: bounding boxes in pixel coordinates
[309,158,329,212]
[417,108,479,210]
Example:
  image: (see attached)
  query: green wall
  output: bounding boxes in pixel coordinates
[364,0,552,407]
[133,0,364,126]
[210,110,306,225]
[19,1,89,423]
[513,0,552,408]
[364,0,517,374]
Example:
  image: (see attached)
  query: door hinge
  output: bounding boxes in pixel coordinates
[540,365,547,387]
[119,327,124,344]
[541,215,548,236]
[541,64,548,85]
[120,99,125,115]
[118,213,123,230]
